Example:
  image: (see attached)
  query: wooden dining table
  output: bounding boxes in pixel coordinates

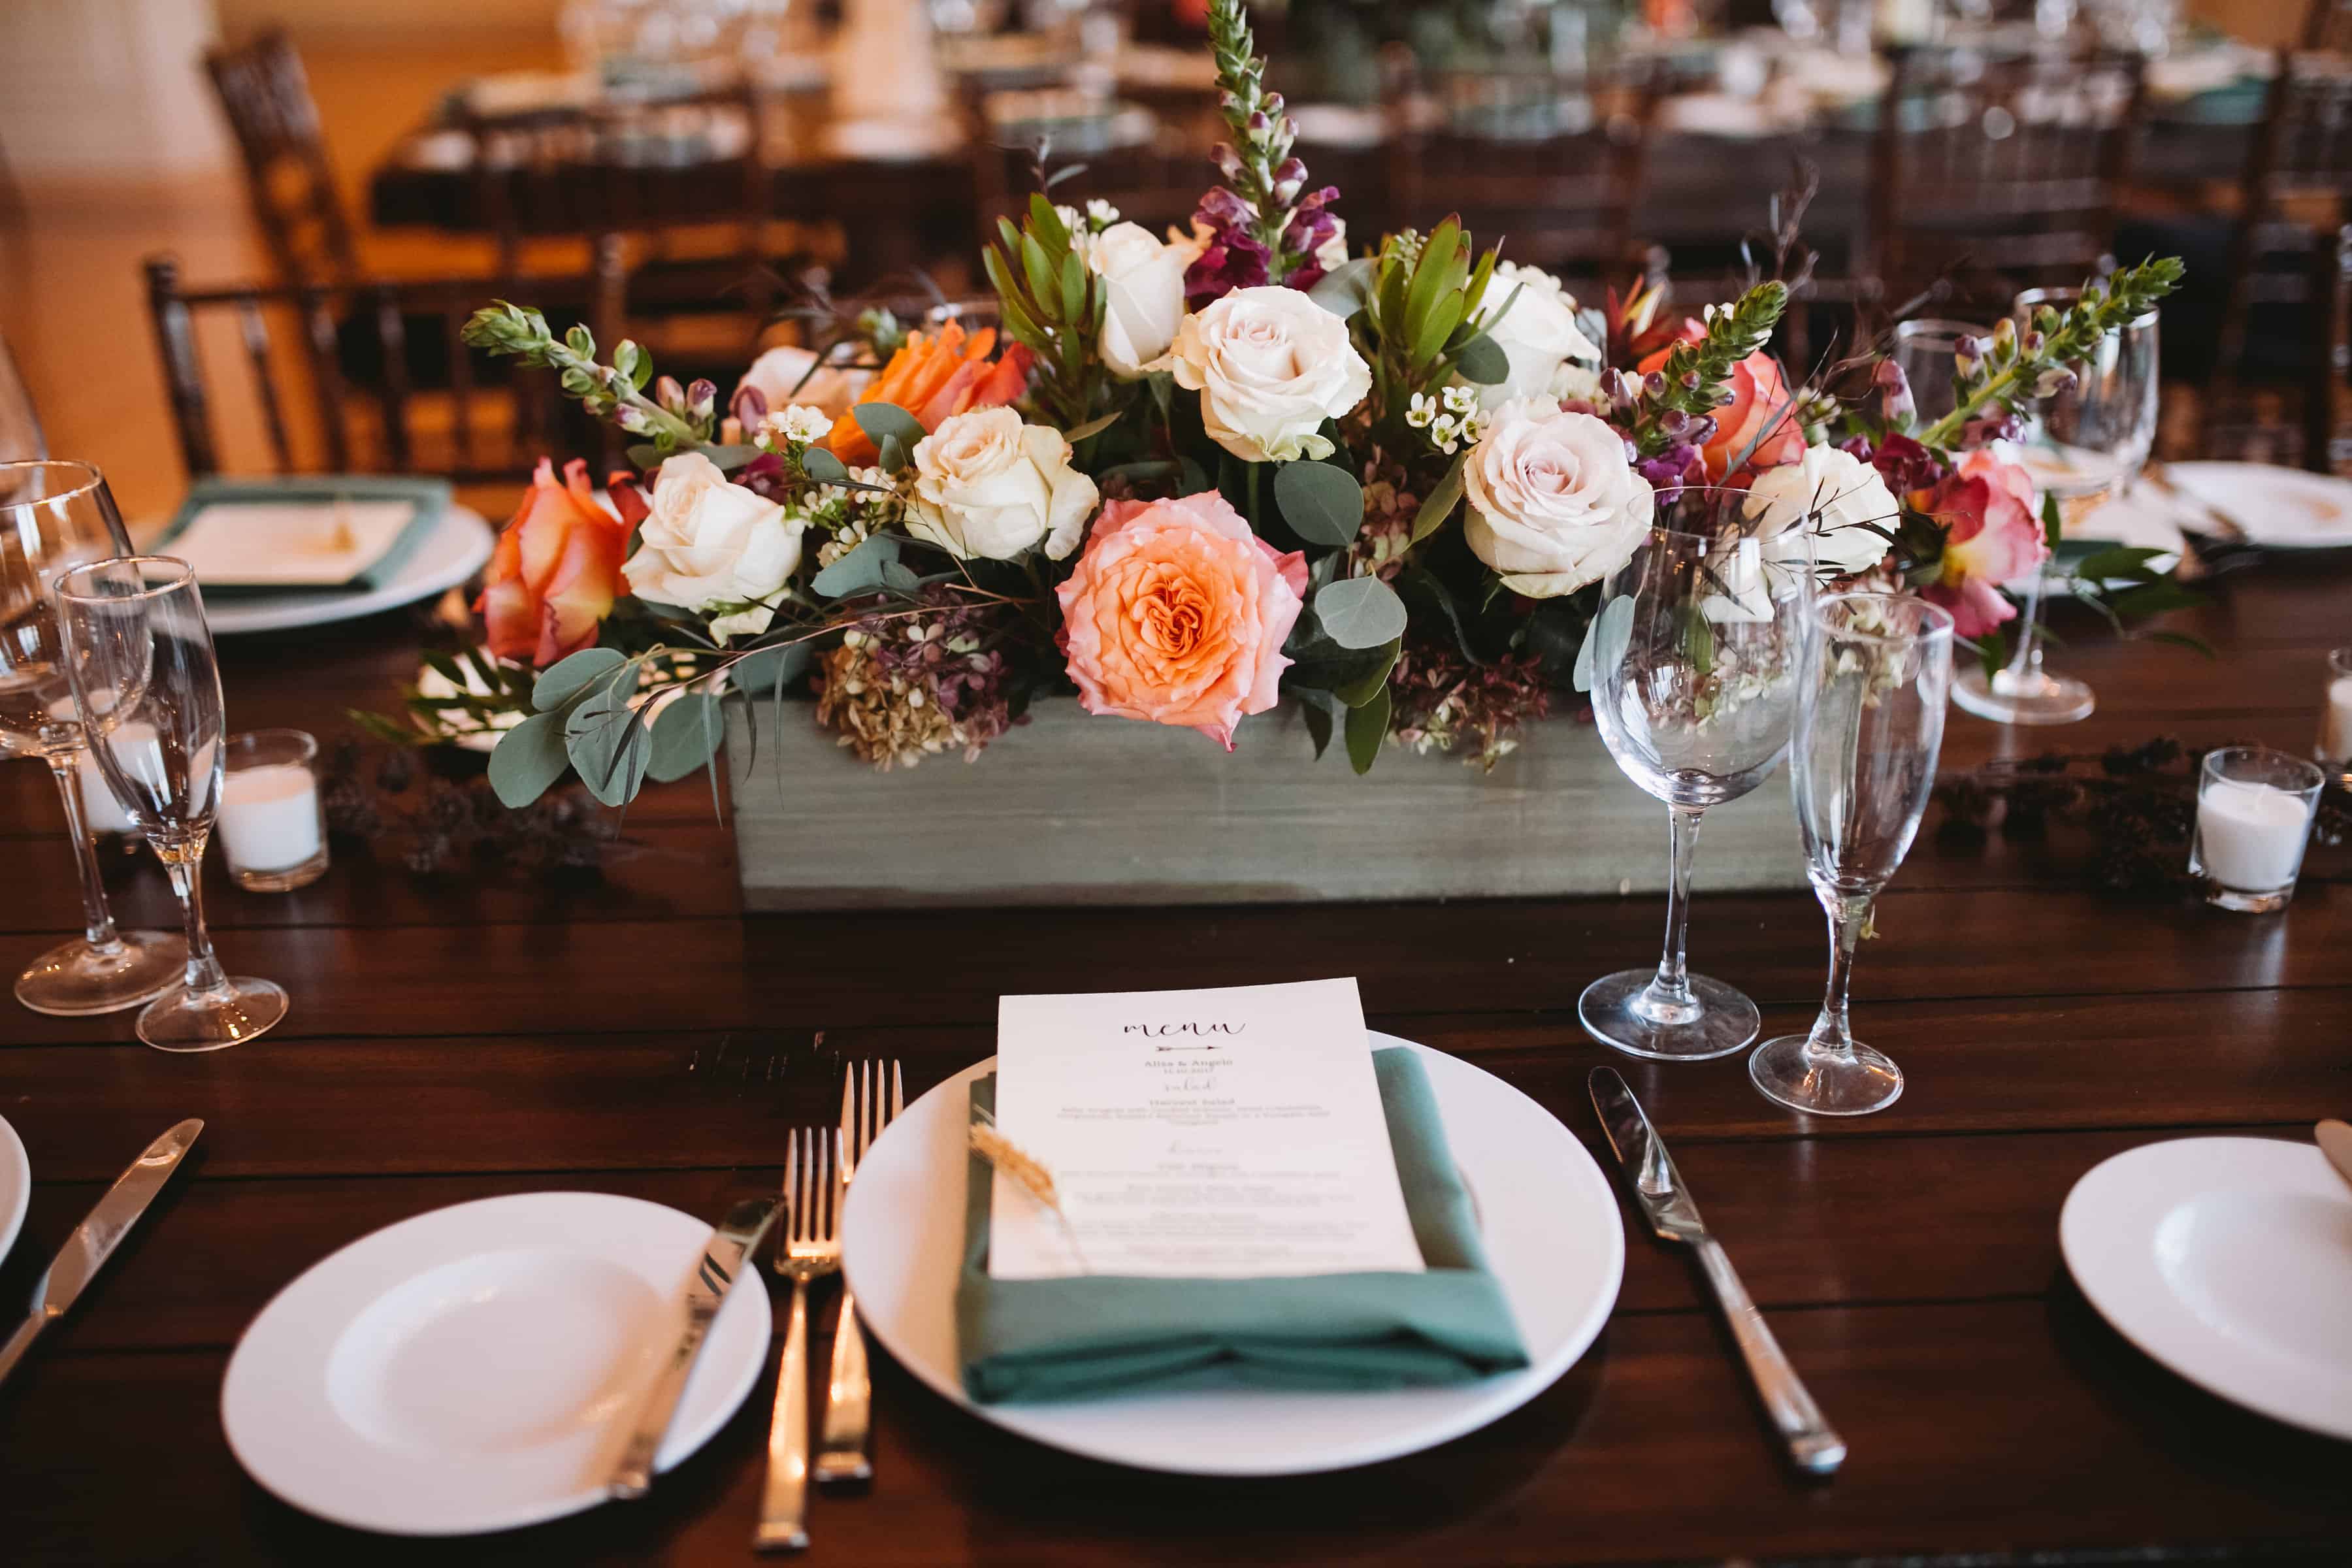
[4,531,2351,1563]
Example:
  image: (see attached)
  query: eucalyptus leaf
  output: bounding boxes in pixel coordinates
[646,692,723,783]
[532,647,627,711]
[852,402,928,455]
[1275,460,1364,548]
[878,433,906,473]
[728,642,812,700]
[625,442,665,470]
[487,710,572,808]
[1314,575,1409,650]
[564,684,649,808]
[1451,333,1509,385]
[1307,256,1377,318]
[702,443,762,472]
[1345,686,1390,775]
[800,446,853,484]
[811,533,902,598]
[1573,593,1634,693]
[881,560,921,593]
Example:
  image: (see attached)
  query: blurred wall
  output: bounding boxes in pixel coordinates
[215,0,561,44]
[2190,0,2307,48]
[0,0,233,184]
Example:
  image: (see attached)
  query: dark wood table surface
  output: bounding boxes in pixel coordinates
[5,551,2351,1564]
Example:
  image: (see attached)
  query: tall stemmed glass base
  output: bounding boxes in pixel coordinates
[1749,896,1903,1115]
[14,756,184,1016]
[1578,804,1759,1060]
[1948,570,2093,726]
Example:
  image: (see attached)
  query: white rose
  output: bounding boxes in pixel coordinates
[904,407,1100,562]
[738,344,871,421]
[1086,221,1201,380]
[1743,444,1898,577]
[622,451,806,640]
[1477,263,1603,412]
[1463,400,1652,597]
[1164,285,1372,463]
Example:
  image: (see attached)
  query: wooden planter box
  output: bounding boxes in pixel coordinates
[726,699,1809,910]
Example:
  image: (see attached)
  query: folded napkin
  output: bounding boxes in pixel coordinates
[155,476,451,596]
[957,1048,1529,1404]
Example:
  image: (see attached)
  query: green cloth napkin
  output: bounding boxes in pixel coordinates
[154,476,452,596]
[957,1047,1529,1404]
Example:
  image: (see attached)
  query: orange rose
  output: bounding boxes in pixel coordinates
[1054,493,1307,749]
[1636,321,1805,481]
[825,320,1036,465]
[476,457,630,667]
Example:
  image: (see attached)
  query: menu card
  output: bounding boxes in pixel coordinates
[988,977,1426,1281]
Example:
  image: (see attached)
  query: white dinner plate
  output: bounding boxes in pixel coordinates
[2061,1136,2352,1441]
[0,1113,27,1264]
[221,1192,772,1536]
[2159,461,2352,551]
[840,1034,1624,1477]
[196,505,495,636]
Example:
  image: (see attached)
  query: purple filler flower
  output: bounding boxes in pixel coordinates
[1185,223,1271,306]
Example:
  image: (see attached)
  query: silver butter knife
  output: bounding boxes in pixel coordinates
[606,1194,782,1499]
[1588,1069,1846,1476]
[0,1118,203,1388]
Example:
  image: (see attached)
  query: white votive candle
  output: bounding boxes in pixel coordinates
[2319,650,2352,775]
[2196,781,2311,892]
[218,762,324,872]
[73,749,138,835]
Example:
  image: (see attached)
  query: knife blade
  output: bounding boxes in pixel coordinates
[1588,1069,1846,1476]
[0,1118,203,1388]
[606,1194,782,1499]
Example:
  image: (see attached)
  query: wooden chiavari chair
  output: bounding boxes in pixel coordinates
[1384,66,1659,280]
[143,254,620,485]
[203,29,361,290]
[1867,43,2146,310]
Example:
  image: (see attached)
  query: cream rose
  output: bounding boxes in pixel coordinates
[1477,262,1603,412]
[1086,221,1201,380]
[1463,400,1652,597]
[737,344,871,421]
[621,451,806,640]
[1164,286,1372,463]
[1742,444,1899,577]
[904,407,1100,562]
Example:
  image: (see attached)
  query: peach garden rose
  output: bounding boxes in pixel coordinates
[1055,493,1308,749]
[476,457,630,667]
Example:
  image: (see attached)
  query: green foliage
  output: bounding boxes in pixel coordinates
[647,693,724,783]
[461,302,711,455]
[1344,686,1390,774]
[1313,576,1408,649]
[1203,0,1309,275]
[811,534,902,599]
[983,194,1107,431]
[1348,221,1505,435]
[1624,284,1788,459]
[1273,460,1364,547]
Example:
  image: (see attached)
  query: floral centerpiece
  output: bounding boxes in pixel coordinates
[434,0,2185,811]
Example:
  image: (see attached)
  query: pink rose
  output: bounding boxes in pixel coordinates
[1055,493,1308,749]
[1921,449,2050,638]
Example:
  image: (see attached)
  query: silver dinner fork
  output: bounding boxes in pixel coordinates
[815,1059,902,1488]
[755,1128,840,1553]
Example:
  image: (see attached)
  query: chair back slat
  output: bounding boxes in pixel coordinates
[444,301,477,472]
[233,297,295,474]
[145,257,218,478]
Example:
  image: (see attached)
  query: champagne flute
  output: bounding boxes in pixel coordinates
[53,556,287,1051]
[0,461,184,1015]
[1580,486,1813,1060]
[1950,288,2160,726]
[1750,591,1953,1116]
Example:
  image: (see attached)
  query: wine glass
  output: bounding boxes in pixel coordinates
[1950,288,2160,726]
[52,556,288,1052]
[1580,486,1813,1060]
[0,461,184,1015]
[1887,318,1987,427]
[1750,591,1953,1116]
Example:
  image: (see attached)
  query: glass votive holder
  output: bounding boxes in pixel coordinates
[2191,746,2324,914]
[2315,647,2352,788]
[218,729,329,892]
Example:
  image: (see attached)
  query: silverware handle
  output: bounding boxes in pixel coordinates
[813,1289,872,1486]
[0,1313,48,1388]
[606,1298,721,1499]
[1693,1237,1846,1476]
[755,1279,811,1552]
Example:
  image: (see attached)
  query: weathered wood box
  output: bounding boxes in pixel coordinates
[726,699,1808,909]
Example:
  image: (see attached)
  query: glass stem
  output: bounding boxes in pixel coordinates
[1997,568,2047,690]
[157,838,229,997]
[1806,894,1872,1060]
[47,755,123,954]
[1645,805,1705,1015]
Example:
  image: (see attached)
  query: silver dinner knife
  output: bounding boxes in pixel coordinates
[0,1118,203,1388]
[606,1194,783,1499]
[1588,1069,1846,1476]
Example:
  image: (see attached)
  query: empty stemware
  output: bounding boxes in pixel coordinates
[53,556,287,1051]
[0,460,185,1015]
[1750,591,1954,1116]
[1580,486,1813,1060]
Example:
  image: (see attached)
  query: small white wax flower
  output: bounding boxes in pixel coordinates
[1442,384,1478,416]
[770,404,833,446]
[1406,393,1437,429]
[1085,198,1121,228]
